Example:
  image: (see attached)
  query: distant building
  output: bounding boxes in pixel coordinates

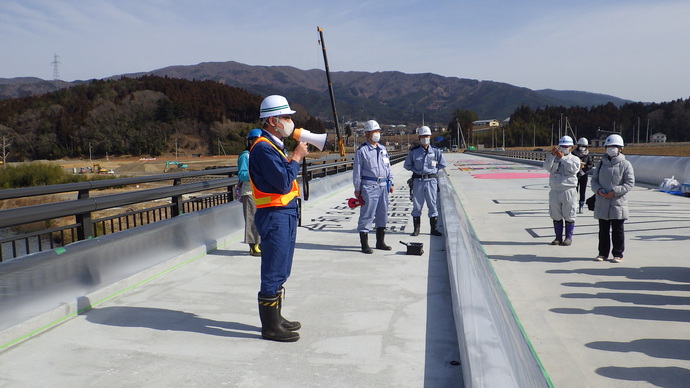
[472,119,500,127]
[472,119,500,133]
[650,132,667,143]
[591,129,621,147]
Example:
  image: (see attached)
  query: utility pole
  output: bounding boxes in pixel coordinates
[456,119,460,149]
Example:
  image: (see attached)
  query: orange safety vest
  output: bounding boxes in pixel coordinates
[249,136,300,208]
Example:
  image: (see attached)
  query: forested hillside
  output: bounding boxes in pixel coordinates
[0,76,323,160]
[490,99,690,147]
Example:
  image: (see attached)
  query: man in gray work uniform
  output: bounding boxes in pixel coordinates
[353,119,394,254]
[404,125,446,236]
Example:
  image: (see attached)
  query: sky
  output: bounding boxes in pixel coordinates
[1,0,689,103]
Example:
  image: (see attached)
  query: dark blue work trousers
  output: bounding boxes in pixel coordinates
[255,207,297,296]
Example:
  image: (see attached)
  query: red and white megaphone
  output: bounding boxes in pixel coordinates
[292,128,327,151]
[347,196,365,209]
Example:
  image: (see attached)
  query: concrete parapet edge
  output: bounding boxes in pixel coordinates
[438,170,552,388]
[0,172,354,351]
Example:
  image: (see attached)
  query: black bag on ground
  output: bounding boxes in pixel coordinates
[586,194,596,211]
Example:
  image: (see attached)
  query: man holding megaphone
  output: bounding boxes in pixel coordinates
[249,95,308,342]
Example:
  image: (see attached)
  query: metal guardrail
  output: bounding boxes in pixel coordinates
[0,152,406,262]
[466,149,603,168]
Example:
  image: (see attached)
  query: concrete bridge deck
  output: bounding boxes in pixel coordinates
[2,152,690,387]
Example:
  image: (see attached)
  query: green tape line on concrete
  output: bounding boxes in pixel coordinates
[1,234,243,352]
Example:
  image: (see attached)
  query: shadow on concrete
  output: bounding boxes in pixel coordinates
[561,292,690,306]
[480,240,556,246]
[550,305,690,323]
[587,338,690,361]
[212,249,254,257]
[488,253,590,264]
[635,234,690,241]
[547,266,690,284]
[594,366,690,388]
[294,241,362,253]
[85,306,261,339]
[424,234,464,387]
[559,281,690,292]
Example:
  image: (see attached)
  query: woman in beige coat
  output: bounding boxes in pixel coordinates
[591,134,635,263]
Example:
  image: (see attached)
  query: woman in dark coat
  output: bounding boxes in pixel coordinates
[573,137,594,213]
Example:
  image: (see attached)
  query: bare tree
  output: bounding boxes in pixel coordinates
[0,125,12,169]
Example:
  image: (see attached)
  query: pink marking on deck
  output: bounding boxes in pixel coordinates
[471,172,550,179]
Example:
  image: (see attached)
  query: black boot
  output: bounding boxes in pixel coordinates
[375,227,392,250]
[359,232,373,254]
[276,287,301,331]
[411,216,421,236]
[258,293,300,342]
[430,217,443,236]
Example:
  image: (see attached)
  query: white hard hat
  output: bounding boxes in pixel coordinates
[558,136,574,146]
[417,126,432,136]
[363,120,381,132]
[577,137,589,146]
[605,134,624,147]
[259,95,296,118]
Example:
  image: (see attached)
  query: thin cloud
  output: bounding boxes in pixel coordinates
[0,0,687,102]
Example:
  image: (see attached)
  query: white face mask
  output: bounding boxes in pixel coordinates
[370,132,381,143]
[606,147,619,157]
[275,117,295,138]
[419,137,430,146]
[559,146,570,155]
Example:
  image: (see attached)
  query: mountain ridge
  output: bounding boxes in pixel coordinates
[1,61,631,123]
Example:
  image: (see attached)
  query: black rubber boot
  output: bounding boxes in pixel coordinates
[276,287,301,331]
[411,216,421,236]
[375,227,392,250]
[360,232,373,254]
[258,293,300,342]
[561,221,574,246]
[430,217,443,236]
[551,220,564,245]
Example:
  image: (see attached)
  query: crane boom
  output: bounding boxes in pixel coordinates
[317,26,345,157]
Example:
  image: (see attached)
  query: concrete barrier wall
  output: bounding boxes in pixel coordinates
[438,170,551,388]
[0,173,352,347]
[625,155,690,186]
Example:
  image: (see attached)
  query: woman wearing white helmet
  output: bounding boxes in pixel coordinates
[572,137,594,213]
[543,135,581,246]
[591,134,634,263]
